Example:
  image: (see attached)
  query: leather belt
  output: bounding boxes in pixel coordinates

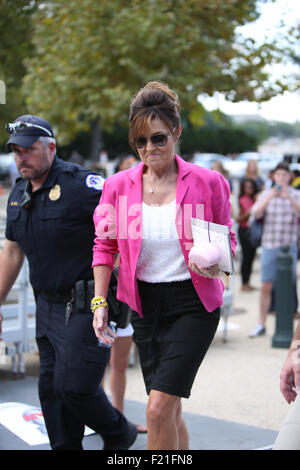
[38,278,94,311]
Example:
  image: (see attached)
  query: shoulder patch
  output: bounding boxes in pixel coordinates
[85,174,104,191]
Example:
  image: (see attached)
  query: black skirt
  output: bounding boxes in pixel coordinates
[131,279,220,398]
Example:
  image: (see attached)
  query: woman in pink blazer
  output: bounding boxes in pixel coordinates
[92,81,236,450]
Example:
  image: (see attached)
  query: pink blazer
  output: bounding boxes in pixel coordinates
[92,154,236,317]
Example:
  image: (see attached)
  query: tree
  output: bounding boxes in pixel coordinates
[23,0,293,156]
[0,0,39,146]
[180,121,259,156]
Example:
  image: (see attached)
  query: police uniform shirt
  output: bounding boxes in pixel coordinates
[5,156,104,294]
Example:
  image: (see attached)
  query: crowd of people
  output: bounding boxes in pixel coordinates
[208,156,300,449]
[224,160,300,339]
[0,80,300,451]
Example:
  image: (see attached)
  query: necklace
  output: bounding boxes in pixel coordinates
[146,162,177,194]
[147,179,157,194]
[147,176,167,194]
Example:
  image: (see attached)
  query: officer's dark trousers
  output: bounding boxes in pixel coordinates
[35,295,129,450]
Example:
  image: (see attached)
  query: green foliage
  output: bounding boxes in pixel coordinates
[0,0,39,144]
[22,0,291,148]
[57,126,132,160]
[180,124,258,156]
[0,0,37,87]
[234,119,269,142]
[57,111,300,161]
[268,121,300,138]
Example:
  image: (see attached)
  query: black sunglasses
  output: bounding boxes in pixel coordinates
[20,181,33,209]
[135,132,172,150]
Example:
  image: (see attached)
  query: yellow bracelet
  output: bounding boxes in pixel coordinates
[91,296,106,304]
[91,296,108,313]
[91,302,108,313]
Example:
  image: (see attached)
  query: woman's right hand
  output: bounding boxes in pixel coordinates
[92,306,117,345]
[188,261,220,278]
[280,345,300,404]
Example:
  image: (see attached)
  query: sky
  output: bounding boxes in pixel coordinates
[199,0,300,123]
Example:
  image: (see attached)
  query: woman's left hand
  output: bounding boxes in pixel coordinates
[188,261,220,278]
[93,306,117,345]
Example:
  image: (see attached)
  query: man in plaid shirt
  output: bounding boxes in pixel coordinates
[249,162,300,337]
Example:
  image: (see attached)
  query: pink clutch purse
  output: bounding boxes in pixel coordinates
[188,243,221,268]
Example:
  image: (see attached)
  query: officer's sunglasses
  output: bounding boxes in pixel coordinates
[135,132,173,150]
[6,121,52,136]
[20,181,33,209]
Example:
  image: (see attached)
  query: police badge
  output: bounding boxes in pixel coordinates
[49,184,61,201]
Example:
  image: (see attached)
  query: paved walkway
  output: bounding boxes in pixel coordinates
[0,375,277,450]
[0,186,298,450]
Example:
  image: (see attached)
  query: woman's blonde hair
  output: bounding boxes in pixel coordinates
[129,81,181,151]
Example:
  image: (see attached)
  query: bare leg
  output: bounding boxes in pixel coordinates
[259,281,273,326]
[176,401,189,450]
[109,336,133,413]
[105,336,147,432]
[146,390,189,450]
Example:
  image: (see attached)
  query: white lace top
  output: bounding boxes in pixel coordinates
[136,200,191,283]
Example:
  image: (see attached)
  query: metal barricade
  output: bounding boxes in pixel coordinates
[1,259,36,377]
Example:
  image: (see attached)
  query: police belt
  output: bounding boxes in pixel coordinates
[38,275,132,329]
[38,279,94,312]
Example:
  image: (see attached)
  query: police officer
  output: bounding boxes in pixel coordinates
[0,115,137,450]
